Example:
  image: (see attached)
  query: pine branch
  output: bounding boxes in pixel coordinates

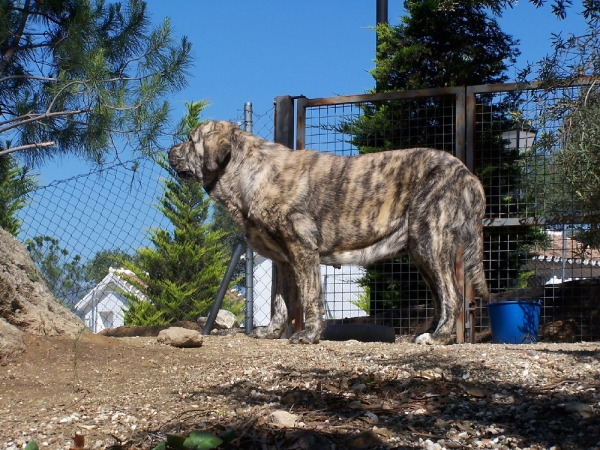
[0,0,32,75]
[0,141,55,156]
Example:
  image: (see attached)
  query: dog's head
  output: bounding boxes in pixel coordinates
[168,120,235,191]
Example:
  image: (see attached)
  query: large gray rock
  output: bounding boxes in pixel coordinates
[0,228,86,358]
[157,327,203,348]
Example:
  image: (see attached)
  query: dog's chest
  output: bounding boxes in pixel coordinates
[242,218,288,262]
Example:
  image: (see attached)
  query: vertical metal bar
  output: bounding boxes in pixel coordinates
[467,282,476,344]
[376,0,388,26]
[292,95,307,332]
[244,102,253,133]
[376,0,388,49]
[244,102,254,334]
[296,96,308,150]
[455,88,466,162]
[456,245,465,343]
[274,96,295,149]
[273,96,297,336]
[465,86,477,172]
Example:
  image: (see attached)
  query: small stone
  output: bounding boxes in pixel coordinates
[270,410,299,427]
[562,402,594,418]
[213,309,239,330]
[346,430,383,448]
[364,411,379,423]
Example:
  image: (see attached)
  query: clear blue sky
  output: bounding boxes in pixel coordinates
[40,0,589,182]
[19,1,591,269]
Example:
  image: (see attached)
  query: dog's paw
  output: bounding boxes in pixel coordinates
[249,326,282,340]
[289,329,320,344]
[414,332,453,345]
[414,333,435,345]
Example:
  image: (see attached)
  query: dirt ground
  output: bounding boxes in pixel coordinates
[1,331,599,450]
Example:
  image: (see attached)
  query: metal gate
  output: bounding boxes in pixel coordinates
[272,81,600,342]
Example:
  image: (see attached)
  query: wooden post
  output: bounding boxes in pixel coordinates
[456,245,466,343]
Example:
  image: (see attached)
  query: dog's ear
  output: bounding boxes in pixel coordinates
[202,121,234,172]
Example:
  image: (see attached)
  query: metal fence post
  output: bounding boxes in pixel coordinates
[244,102,255,334]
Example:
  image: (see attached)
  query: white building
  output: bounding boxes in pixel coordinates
[75,267,146,333]
[252,255,368,326]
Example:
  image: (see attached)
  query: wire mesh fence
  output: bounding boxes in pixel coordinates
[296,93,459,336]
[14,82,600,343]
[285,81,600,342]
[16,106,274,333]
[474,83,600,342]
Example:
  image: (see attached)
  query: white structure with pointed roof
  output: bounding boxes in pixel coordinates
[75,267,146,333]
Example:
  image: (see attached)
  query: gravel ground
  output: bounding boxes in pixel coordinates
[0,332,599,450]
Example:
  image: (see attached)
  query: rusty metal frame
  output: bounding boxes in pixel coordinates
[293,87,466,152]
[273,79,596,343]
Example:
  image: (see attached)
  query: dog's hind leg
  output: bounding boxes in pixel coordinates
[250,260,295,339]
[410,237,462,345]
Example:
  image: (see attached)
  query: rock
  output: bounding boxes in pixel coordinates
[0,227,86,358]
[561,402,594,418]
[345,430,383,448]
[271,410,299,427]
[157,327,203,348]
[214,309,239,330]
[0,317,25,356]
[197,309,239,331]
[99,320,201,337]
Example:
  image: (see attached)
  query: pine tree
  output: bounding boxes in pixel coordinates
[345,1,524,313]
[122,101,231,325]
[0,1,192,165]
[0,154,38,235]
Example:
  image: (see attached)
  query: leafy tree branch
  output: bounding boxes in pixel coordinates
[0,0,193,166]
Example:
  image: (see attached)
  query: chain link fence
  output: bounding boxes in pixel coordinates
[16,84,600,342]
[17,105,274,333]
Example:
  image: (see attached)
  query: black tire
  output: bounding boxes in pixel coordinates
[323,324,396,343]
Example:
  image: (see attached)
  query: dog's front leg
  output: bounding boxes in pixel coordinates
[288,252,323,344]
[250,260,294,339]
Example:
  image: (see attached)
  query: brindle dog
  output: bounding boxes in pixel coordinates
[168,121,489,344]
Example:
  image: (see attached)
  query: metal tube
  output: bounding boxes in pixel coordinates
[203,237,246,335]
[244,102,255,333]
[376,0,388,26]
[244,102,253,133]
[376,0,388,50]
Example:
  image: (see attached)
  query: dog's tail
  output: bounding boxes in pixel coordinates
[464,239,490,303]
[462,185,490,304]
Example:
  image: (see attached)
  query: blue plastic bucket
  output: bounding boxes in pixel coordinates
[487,300,541,344]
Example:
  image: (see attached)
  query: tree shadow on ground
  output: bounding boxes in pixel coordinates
[123,346,599,450]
